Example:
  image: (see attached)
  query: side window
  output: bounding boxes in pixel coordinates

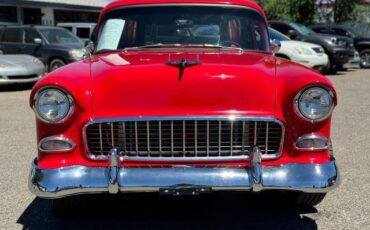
[0,28,5,41]
[333,28,350,37]
[3,28,24,43]
[76,28,90,39]
[24,28,41,43]
[63,27,73,32]
[270,24,290,35]
[313,27,329,34]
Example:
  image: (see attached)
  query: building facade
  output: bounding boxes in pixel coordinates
[0,0,107,25]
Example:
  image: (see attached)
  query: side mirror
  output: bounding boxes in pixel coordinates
[288,30,298,39]
[270,39,281,54]
[34,38,43,44]
[83,41,95,59]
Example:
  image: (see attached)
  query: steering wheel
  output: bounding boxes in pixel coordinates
[219,41,242,48]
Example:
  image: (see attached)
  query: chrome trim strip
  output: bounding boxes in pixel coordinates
[99,124,103,154]
[38,136,75,153]
[82,116,285,161]
[29,158,339,199]
[295,134,329,151]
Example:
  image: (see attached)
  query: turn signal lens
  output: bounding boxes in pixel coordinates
[295,134,328,150]
[39,137,75,152]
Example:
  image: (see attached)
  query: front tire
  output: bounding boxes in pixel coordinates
[360,49,370,68]
[294,192,326,207]
[49,58,65,72]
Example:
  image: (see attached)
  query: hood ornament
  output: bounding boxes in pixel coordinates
[166,54,201,82]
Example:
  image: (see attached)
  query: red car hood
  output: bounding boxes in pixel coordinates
[90,51,276,118]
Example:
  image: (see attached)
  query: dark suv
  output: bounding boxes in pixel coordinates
[0,25,84,71]
[311,24,370,68]
[270,21,355,73]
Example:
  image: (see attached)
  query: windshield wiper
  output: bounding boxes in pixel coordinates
[123,43,243,51]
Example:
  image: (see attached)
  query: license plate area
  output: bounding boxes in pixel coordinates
[159,187,212,196]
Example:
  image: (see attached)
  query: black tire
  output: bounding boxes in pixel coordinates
[294,192,327,207]
[49,58,65,72]
[275,54,290,60]
[360,49,370,69]
[52,196,85,217]
[321,58,334,75]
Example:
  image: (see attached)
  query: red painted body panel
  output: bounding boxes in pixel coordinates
[101,0,267,21]
[29,1,337,169]
[91,51,276,118]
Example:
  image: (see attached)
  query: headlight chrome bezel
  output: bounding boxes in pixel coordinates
[33,86,74,124]
[294,85,335,122]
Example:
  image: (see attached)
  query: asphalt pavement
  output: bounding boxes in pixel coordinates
[0,68,369,229]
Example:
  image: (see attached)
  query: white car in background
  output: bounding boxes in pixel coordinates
[269,28,329,72]
[0,53,45,85]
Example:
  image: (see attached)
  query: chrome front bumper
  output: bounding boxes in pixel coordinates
[29,149,339,199]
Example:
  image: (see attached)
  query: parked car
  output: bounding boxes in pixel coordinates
[311,24,370,68]
[0,53,45,85]
[28,0,339,215]
[57,23,96,43]
[0,25,84,71]
[270,20,355,73]
[269,28,328,72]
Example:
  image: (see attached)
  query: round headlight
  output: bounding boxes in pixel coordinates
[295,86,334,122]
[34,88,73,123]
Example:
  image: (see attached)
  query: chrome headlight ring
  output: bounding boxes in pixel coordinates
[33,86,74,123]
[294,85,334,122]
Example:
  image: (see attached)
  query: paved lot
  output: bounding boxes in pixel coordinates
[0,68,370,229]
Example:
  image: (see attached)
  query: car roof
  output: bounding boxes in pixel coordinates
[269,20,291,25]
[311,24,348,29]
[57,22,96,26]
[102,0,266,21]
[4,25,66,30]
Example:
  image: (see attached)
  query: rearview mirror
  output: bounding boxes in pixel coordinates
[270,39,281,54]
[34,38,43,44]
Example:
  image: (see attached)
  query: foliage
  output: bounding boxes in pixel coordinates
[256,0,315,25]
[333,0,361,23]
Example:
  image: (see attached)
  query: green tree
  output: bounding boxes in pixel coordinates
[333,0,361,23]
[256,0,315,25]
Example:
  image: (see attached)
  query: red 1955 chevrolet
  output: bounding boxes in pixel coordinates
[28,0,339,214]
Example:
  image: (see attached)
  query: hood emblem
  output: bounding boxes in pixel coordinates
[166,54,201,82]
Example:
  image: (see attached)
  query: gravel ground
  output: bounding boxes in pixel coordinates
[0,68,369,229]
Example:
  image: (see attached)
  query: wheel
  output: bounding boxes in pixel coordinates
[275,54,290,60]
[51,196,85,217]
[360,49,370,68]
[294,192,327,207]
[49,58,65,72]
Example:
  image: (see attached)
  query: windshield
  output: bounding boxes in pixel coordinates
[40,28,82,44]
[96,6,269,52]
[269,28,290,41]
[289,22,315,36]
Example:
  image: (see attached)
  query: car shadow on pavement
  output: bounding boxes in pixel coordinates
[17,192,318,230]
[0,83,34,92]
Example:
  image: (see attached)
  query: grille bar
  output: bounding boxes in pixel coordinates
[85,117,284,161]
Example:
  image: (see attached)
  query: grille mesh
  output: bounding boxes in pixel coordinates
[85,119,283,160]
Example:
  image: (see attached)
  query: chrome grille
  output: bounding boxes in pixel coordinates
[84,118,284,161]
